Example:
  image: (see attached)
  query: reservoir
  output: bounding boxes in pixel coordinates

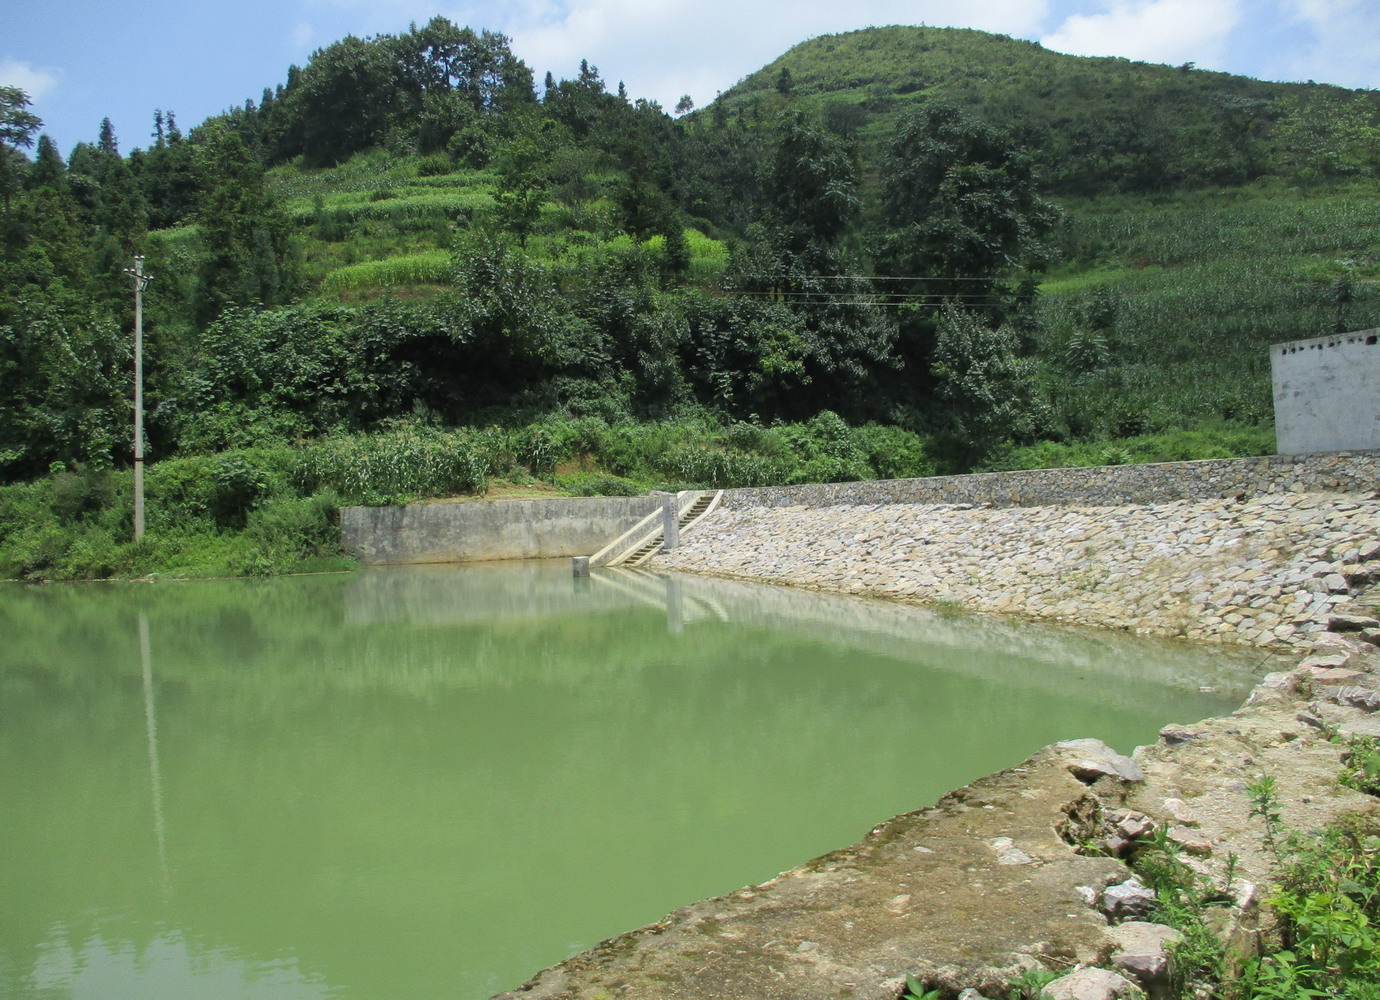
[0,561,1274,1000]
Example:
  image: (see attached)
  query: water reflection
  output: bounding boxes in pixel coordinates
[344,562,1271,700]
[0,562,1282,1000]
[141,613,170,894]
[30,926,333,1000]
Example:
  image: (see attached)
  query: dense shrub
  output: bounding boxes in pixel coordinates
[295,425,508,504]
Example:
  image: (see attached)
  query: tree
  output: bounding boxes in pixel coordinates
[763,111,858,251]
[493,116,557,246]
[394,19,533,115]
[0,86,41,149]
[822,101,867,139]
[931,305,1049,463]
[711,224,898,420]
[97,117,118,155]
[876,103,1060,309]
[1273,92,1380,182]
[661,223,690,283]
[0,86,41,219]
[59,125,146,254]
[193,123,295,320]
[13,135,85,281]
[26,134,65,190]
[289,34,398,165]
[675,94,694,116]
[135,110,198,229]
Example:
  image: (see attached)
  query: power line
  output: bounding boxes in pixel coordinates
[735,289,1002,299]
[726,273,1020,282]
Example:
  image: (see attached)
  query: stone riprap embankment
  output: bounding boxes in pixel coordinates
[658,492,1380,648]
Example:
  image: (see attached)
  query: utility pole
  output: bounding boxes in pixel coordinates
[124,256,153,539]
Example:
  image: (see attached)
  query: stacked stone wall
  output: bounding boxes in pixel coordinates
[720,450,1379,511]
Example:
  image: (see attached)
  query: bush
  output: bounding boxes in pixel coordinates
[49,466,116,522]
[659,444,784,488]
[417,153,454,177]
[238,491,341,571]
[979,424,1275,472]
[554,472,646,497]
[295,425,502,504]
[853,423,936,480]
[775,411,872,484]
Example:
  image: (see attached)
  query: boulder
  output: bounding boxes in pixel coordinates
[1058,739,1146,783]
[1158,726,1199,746]
[1102,877,1157,920]
[1044,967,1145,1000]
[1106,921,1183,999]
[1329,613,1380,632]
[1323,686,1380,712]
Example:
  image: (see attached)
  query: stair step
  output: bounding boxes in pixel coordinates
[589,490,722,567]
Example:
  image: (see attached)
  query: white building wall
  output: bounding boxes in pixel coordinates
[1272,330,1380,455]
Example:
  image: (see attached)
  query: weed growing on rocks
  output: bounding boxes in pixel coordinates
[1247,774,1285,854]
[1339,736,1380,797]
[1004,966,1059,999]
[1232,814,1380,999]
[899,973,941,999]
[1131,827,1228,998]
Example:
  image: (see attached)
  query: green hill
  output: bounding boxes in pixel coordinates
[712,25,1378,194]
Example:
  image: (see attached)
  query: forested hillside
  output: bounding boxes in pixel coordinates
[2,21,1378,579]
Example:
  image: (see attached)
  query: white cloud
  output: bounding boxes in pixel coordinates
[1273,0,1380,87]
[1041,0,1243,69]
[291,22,316,50]
[0,57,61,101]
[462,0,1052,111]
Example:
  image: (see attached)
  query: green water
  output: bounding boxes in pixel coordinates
[0,561,1274,1000]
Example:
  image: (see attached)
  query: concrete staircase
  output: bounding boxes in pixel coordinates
[588,490,722,568]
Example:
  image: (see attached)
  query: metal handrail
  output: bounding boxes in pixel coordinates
[590,491,696,567]
[625,490,723,567]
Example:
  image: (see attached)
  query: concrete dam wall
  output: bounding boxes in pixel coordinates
[340,494,664,564]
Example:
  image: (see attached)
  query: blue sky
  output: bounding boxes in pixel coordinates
[4,0,1379,157]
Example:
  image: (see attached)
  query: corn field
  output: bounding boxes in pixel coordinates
[320,252,454,294]
[294,427,511,504]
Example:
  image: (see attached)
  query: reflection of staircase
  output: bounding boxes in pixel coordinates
[589,491,722,568]
[590,566,733,624]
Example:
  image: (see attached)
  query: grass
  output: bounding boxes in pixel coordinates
[266,147,734,296]
[982,424,1276,472]
[1229,768,1380,1000]
[320,251,453,294]
[285,189,496,227]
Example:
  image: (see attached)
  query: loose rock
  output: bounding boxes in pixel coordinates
[1107,922,1183,999]
[1102,878,1157,920]
[659,492,1380,649]
[1044,966,1146,1000]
